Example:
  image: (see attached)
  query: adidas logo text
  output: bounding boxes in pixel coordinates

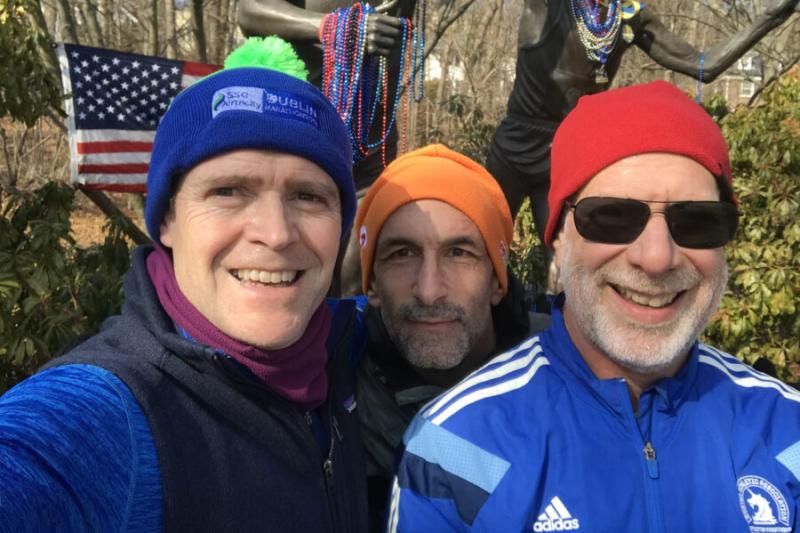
[532,496,580,531]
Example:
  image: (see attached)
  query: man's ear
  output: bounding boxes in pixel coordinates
[366,277,381,308]
[548,234,566,295]
[160,217,175,248]
[490,273,503,306]
[552,216,573,270]
[552,235,562,270]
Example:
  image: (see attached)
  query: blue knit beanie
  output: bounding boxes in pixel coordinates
[144,37,355,244]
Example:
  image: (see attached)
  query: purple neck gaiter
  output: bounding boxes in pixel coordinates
[146,245,330,411]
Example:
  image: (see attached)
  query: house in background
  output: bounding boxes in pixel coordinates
[700,52,765,107]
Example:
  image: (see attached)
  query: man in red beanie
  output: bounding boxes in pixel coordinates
[386,81,800,532]
[353,144,550,527]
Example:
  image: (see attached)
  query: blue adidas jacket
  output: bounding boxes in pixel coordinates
[388,297,800,532]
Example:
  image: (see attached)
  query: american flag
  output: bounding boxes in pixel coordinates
[58,43,221,191]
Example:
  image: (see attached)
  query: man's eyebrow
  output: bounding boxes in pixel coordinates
[200,174,261,187]
[286,175,339,196]
[440,236,482,249]
[376,235,483,251]
[376,236,419,252]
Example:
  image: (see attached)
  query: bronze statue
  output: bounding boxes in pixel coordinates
[487,0,799,241]
[239,0,418,192]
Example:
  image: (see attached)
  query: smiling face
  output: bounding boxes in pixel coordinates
[553,153,729,379]
[160,149,341,350]
[368,200,503,382]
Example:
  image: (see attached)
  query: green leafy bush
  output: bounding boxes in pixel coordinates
[0,0,63,126]
[0,183,132,392]
[702,74,800,380]
[509,199,548,297]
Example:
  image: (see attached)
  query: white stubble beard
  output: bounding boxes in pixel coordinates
[559,238,728,375]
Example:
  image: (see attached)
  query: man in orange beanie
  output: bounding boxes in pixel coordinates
[353,144,550,525]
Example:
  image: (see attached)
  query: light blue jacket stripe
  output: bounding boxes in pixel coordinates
[701,345,800,396]
[403,417,510,494]
[777,440,800,482]
[423,339,542,419]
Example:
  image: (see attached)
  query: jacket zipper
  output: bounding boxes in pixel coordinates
[643,442,659,478]
[623,384,667,533]
[633,389,666,533]
[211,350,348,531]
[307,408,347,533]
[641,440,665,533]
[208,350,346,532]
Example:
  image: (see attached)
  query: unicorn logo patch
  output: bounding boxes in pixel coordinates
[737,475,791,532]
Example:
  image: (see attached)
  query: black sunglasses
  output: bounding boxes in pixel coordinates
[566,197,739,249]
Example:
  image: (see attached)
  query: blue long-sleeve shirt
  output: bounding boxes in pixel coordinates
[0,364,161,532]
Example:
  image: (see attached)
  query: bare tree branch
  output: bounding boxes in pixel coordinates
[749,55,800,104]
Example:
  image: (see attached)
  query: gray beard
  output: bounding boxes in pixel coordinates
[384,302,476,370]
[559,243,728,375]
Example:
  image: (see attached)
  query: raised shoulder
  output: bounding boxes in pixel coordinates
[519,0,563,48]
[0,364,161,531]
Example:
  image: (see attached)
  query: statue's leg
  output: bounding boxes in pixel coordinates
[486,135,529,218]
[486,136,553,244]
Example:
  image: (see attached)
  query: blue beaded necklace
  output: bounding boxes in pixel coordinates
[321,1,425,165]
[410,0,426,102]
[570,0,622,84]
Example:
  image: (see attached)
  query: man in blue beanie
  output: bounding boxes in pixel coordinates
[0,37,368,532]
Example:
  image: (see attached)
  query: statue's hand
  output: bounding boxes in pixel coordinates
[375,0,399,14]
[366,13,404,57]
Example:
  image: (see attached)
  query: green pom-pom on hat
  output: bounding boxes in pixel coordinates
[224,36,309,81]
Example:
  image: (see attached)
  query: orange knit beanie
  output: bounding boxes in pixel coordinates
[355,144,514,295]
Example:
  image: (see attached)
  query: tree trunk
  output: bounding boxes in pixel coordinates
[166,0,178,58]
[80,0,104,44]
[191,0,208,62]
[226,0,238,57]
[148,0,160,55]
[205,0,218,61]
[56,0,80,44]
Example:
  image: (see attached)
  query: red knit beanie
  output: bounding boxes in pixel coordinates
[544,80,734,248]
[356,144,514,295]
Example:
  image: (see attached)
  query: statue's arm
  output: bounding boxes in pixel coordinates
[238,0,404,56]
[238,0,324,41]
[634,0,799,82]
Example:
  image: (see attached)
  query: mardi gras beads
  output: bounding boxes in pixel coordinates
[321,1,425,165]
[570,0,621,84]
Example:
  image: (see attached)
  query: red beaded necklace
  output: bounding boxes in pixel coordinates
[320,1,426,166]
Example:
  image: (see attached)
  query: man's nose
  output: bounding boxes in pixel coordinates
[245,195,298,250]
[411,255,448,305]
[624,213,681,276]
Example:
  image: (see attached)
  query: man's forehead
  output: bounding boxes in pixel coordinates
[576,153,719,200]
[182,149,337,188]
[377,199,485,247]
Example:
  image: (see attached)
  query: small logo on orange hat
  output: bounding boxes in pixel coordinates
[499,239,508,260]
[359,226,368,248]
